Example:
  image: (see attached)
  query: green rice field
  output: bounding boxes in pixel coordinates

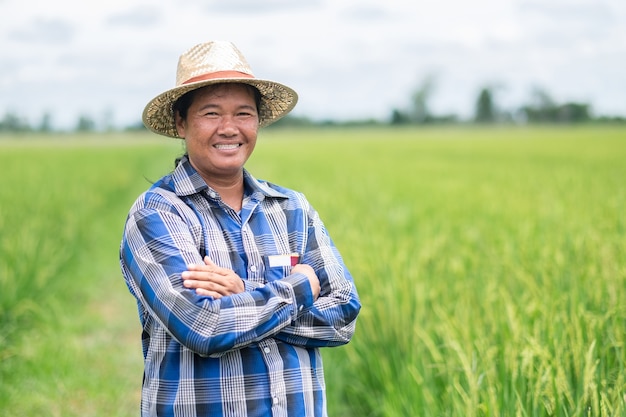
[1,126,625,416]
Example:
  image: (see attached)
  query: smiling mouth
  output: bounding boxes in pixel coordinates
[214,143,242,150]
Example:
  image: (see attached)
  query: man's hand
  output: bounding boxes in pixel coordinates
[182,256,244,298]
[291,264,320,301]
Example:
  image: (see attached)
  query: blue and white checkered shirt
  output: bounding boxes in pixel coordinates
[120,156,360,417]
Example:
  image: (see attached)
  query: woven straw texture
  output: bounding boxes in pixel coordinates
[142,41,298,138]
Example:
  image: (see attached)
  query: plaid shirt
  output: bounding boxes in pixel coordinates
[120,156,360,417]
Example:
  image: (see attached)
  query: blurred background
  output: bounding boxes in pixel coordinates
[2,2,626,416]
[1,0,625,132]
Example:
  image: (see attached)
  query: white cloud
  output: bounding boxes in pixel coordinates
[1,0,625,129]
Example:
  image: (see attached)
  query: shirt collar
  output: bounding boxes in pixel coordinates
[171,155,287,199]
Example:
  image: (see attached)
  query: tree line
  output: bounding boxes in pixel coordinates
[386,78,624,126]
[1,82,624,133]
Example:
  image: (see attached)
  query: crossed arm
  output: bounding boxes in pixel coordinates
[183,256,321,301]
[121,199,360,355]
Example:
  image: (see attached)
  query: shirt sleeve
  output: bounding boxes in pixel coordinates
[120,193,316,357]
[274,197,361,348]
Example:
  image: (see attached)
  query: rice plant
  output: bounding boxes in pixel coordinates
[0,127,625,416]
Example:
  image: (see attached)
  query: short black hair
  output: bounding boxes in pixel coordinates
[173,83,262,120]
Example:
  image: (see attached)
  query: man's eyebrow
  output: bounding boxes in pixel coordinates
[197,103,219,111]
[238,104,258,112]
[196,103,257,112]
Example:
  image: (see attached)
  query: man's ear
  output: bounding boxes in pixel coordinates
[175,111,186,138]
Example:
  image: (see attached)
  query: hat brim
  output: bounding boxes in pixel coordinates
[142,78,298,138]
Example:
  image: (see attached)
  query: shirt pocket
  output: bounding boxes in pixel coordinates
[262,253,300,283]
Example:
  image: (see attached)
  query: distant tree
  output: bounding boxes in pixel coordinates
[269,114,315,128]
[101,109,115,132]
[0,112,31,132]
[520,87,558,123]
[474,87,495,123]
[125,121,148,131]
[432,114,459,124]
[557,102,591,123]
[531,88,555,109]
[595,115,626,124]
[390,109,411,125]
[38,112,53,132]
[76,114,96,132]
[410,75,436,124]
[520,87,591,124]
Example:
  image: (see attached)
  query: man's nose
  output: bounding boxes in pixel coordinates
[217,115,238,135]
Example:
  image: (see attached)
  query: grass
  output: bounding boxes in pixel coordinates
[0,126,625,416]
[0,135,181,416]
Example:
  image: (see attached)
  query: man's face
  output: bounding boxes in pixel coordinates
[175,83,259,184]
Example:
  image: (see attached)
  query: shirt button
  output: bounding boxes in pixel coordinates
[209,191,217,198]
[273,397,278,405]
[299,305,304,311]
[250,265,257,272]
[264,347,271,353]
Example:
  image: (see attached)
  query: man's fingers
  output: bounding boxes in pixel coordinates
[186,257,230,276]
[182,258,244,296]
[186,257,217,270]
[195,288,223,298]
[184,279,228,295]
[183,278,220,290]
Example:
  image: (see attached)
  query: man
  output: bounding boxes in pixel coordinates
[120,41,360,417]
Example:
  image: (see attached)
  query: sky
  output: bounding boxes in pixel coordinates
[1,0,625,129]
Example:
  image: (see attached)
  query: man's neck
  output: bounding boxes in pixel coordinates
[204,175,245,212]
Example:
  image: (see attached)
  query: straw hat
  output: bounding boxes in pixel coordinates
[142,41,298,138]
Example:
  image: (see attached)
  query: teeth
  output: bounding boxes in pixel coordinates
[214,144,240,150]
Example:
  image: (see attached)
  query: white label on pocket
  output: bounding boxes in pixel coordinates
[268,254,299,267]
